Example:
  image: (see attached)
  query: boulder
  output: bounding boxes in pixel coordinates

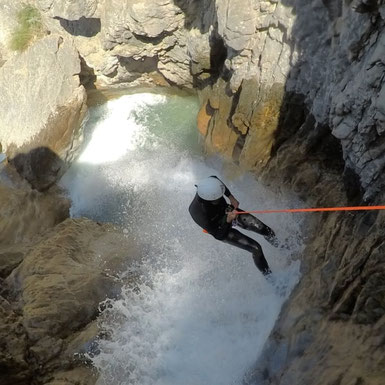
[1,217,139,384]
[0,35,87,190]
[7,218,137,343]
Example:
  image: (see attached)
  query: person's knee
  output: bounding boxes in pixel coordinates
[252,243,263,256]
[238,215,264,232]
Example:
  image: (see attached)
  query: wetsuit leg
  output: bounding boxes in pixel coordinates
[222,228,272,275]
[235,208,279,247]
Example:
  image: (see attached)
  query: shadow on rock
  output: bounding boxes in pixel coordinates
[10,147,66,192]
[55,16,101,37]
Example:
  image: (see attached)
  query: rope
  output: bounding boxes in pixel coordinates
[234,206,385,215]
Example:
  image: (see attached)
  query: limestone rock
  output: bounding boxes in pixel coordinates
[248,207,385,385]
[0,182,69,278]
[0,0,19,64]
[158,43,192,87]
[95,0,194,87]
[197,101,213,137]
[0,35,87,190]
[7,218,137,343]
[101,0,183,45]
[187,29,211,74]
[190,0,385,199]
[217,0,257,52]
[36,0,98,19]
[0,217,139,384]
[0,296,30,385]
[43,367,97,385]
[127,0,182,38]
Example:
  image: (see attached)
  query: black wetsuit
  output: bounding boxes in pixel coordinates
[188,178,275,275]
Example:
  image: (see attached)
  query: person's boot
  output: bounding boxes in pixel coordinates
[263,227,279,247]
[252,251,272,276]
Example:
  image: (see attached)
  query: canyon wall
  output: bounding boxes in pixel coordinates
[0,170,140,385]
[1,1,384,384]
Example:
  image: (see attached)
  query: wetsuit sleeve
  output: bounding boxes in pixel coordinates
[211,175,231,197]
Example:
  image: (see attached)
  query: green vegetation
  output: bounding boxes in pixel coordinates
[10,4,43,51]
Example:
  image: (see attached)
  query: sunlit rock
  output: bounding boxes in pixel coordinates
[0,35,87,190]
[36,0,98,19]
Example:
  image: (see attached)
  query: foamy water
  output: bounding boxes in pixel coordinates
[60,91,304,385]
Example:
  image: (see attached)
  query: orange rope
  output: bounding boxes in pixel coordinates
[234,206,385,215]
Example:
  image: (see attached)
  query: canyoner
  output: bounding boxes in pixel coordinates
[189,175,279,276]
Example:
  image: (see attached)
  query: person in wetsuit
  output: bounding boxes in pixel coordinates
[188,176,278,276]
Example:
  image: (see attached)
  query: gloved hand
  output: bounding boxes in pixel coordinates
[264,227,279,247]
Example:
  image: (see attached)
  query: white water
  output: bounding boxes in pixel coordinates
[60,92,304,385]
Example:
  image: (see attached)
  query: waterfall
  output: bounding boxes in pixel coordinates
[60,91,303,385]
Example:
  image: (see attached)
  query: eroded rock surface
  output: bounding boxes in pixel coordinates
[247,204,385,385]
[1,215,138,385]
[0,34,87,190]
[1,1,385,384]
[36,0,98,19]
[0,182,69,278]
[0,173,140,385]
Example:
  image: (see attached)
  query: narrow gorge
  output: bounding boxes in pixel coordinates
[0,1,384,385]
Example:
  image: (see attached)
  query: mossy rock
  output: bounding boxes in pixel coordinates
[10,5,44,52]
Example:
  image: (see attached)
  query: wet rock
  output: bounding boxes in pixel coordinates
[0,296,30,385]
[0,35,87,190]
[0,184,69,248]
[197,100,213,137]
[7,218,137,343]
[245,163,385,385]
[0,216,139,385]
[0,252,24,279]
[43,367,97,385]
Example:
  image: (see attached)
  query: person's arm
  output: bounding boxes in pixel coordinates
[228,195,239,209]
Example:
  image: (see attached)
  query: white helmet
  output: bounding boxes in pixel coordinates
[196,177,225,201]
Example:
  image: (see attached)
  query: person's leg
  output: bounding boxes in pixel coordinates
[235,209,279,247]
[222,228,272,275]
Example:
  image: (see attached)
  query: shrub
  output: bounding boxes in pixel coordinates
[10,4,43,51]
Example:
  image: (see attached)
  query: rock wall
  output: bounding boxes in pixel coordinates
[246,204,385,385]
[0,174,140,385]
[2,0,384,199]
[0,34,87,191]
[189,1,385,384]
[1,0,385,384]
